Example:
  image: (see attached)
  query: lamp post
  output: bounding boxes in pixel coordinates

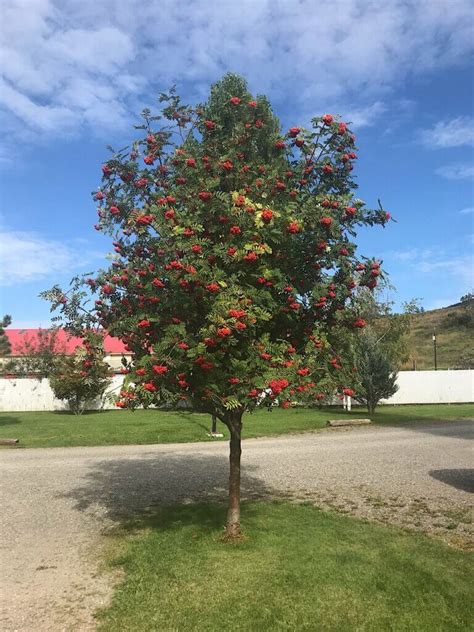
[432,331,437,370]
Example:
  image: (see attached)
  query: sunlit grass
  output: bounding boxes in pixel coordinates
[0,403,472,448]
[97,501,474,631]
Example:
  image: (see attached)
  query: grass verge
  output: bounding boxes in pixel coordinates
[97,501,473,631]
[0,403,472,448]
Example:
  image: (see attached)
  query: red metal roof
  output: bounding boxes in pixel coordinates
[5,329,127,355]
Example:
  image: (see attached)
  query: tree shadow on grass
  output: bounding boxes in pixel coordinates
[172,410,228,435]
[0,415,21,426]
[372,408,474,440]
[61,451,279,532]
[51,409,114,416]
[174,411,214,434]
[429,469,474,493]
[403,420,474,440]
[127,500,271,538]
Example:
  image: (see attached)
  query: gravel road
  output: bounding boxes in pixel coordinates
[1,420,473,631]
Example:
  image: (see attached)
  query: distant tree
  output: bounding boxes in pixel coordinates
[351,288,412,367]
[0,315,12,356]
[352,330,399,414]
[402,298,424,314]
[3,327,67,378]
[459,292,473,303]
[48,333,112,414]
[345,288,410,413]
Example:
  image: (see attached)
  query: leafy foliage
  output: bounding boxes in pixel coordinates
[0,314,12,356]
[346,289,411,412]
[459,292,473,303]
[350,288,412,368]
[48,333,112,414]
[402,298,424,314]
[2,327,67,378]
[352,329,399,414]
[43,74,390,423]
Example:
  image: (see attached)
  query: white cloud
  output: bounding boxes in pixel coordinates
[392,249,414,262]
[0,78,77,132]
[0,1,137,151]
[420,117,474,148]
[390,247,474,287]
[416,255,473,282]
[339,102,387,128]
[1,0,473,151]
[391,248,432,262]
[0,230,103,286]
[460,207,474,214]
[435,163,474,180]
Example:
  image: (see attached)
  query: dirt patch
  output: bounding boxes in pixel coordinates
[270,486,473,549]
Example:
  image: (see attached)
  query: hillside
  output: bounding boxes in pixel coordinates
[401,301,473,370]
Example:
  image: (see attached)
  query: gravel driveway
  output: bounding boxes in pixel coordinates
[1,420,472,631]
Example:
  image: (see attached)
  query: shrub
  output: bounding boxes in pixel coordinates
[49,334,112,414]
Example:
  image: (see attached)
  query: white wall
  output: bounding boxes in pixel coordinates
[0,376,124,412]
[0,371,473,412]
[382,370,474,405]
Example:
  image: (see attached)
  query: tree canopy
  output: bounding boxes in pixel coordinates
[43,74,390,536]
[0,315,12,356]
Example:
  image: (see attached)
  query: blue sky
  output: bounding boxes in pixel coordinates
[1,0,473,328]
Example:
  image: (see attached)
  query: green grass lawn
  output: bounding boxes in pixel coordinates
[97,501,473,631]
[0,404,472,448]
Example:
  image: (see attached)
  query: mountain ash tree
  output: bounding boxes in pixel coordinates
[44,74,390,538]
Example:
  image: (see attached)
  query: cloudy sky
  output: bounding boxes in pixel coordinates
[1,0,473,327]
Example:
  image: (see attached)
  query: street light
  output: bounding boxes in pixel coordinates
[432,331,437,370]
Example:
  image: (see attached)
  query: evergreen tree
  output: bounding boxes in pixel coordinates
[0,315,12,356]
[352,329,399,414]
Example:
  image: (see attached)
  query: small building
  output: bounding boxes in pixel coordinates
[3,328,130,373]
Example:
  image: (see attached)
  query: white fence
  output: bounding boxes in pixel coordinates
[382,370,474,405]
[0,376,124,412]
[0,370,473,412]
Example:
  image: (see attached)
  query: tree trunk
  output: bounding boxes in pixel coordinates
[224,411,243,539]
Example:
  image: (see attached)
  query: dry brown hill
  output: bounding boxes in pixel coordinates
[401,300,473,370]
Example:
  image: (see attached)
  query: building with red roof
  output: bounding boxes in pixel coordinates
[3,329,129,372]
[5,329,127,355]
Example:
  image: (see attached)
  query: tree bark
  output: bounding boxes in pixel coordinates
[224,411,243,539]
